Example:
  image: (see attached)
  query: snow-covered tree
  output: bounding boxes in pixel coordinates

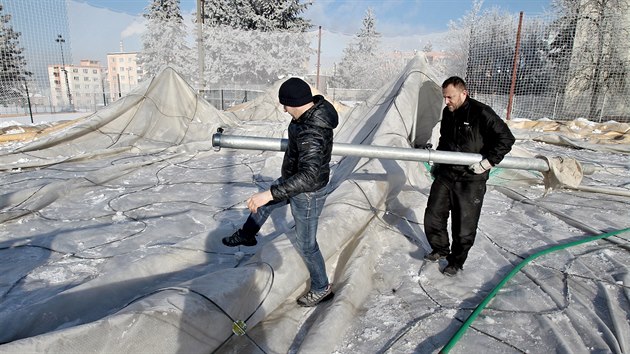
[513,18,553,95]
[444,0,483,79]
[202,0,310,31]
[422,41,433,53]
[202,26,312,85]
[197,0,312,86]
[553,0,630,118]
[334,8,392,90]
[0,4,31,106]
[465,8,517,95]
[138,0,194,82]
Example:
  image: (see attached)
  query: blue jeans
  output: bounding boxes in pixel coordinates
[246,179,330,292]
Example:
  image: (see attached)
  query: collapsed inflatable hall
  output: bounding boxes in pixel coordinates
[1,55,629,353]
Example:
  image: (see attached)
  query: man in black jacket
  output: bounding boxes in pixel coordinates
[222,77,339,306]
[424,76,515,276]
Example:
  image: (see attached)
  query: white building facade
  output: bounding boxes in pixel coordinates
[107,52,144,102]
[48,59,105,111]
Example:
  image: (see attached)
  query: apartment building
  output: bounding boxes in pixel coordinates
[107,51,144,102]
[48,59,105,111]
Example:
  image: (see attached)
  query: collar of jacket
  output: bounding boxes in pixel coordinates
[295,95,324,123]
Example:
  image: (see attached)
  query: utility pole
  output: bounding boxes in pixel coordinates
[316,26,322,91]
[197,0,205,93]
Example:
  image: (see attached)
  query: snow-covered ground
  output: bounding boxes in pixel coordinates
[0,111,95,128]
[0,64,629,354]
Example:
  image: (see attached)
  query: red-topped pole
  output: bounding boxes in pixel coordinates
[506,12,524,120]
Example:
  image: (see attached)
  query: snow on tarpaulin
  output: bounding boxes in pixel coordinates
[0,67,238,170]
[508,118,630,154]
[0,57,440,352]
[1,55,629,354]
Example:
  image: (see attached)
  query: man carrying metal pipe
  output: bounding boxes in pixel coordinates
[423,76,515,276]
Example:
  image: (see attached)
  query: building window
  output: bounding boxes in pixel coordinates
[73,76,80,81]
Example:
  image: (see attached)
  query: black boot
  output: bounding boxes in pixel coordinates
[222,229,257,247]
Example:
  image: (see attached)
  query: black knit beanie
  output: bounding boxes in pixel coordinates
[278,78,313,107]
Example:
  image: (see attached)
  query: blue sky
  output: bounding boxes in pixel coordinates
[78,0,551,36]
[68,0,551,71]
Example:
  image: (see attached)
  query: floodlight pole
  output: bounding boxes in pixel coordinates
[55,34,74,111]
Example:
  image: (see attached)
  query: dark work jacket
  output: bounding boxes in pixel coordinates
[434,97,515,181]
[270,95,339,200]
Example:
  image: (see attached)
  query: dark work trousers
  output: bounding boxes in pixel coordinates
[423,176,487,268]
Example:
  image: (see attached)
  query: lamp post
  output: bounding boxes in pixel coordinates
[23,78,33,123]
[116,73,122,98]
[55,34,73,111]
[127,67,132,94]
[101,75,107,106]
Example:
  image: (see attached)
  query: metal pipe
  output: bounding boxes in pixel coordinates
[212,133,597,174]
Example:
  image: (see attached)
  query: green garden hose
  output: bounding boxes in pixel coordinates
[440,227,630,353]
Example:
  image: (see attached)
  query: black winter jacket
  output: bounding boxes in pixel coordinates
[270,95,339,200]
[435,97,515,181]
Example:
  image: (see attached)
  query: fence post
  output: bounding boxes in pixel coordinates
[506,11,524,121]
[24,79,34,123]
[599,92,606,123]
[553,92,558,120]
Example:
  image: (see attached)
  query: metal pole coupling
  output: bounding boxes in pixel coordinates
[211,132,596,174]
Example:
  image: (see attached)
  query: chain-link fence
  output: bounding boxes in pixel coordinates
[1,0,71,116]
[445,6,630,122]
[201,89,264,110]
